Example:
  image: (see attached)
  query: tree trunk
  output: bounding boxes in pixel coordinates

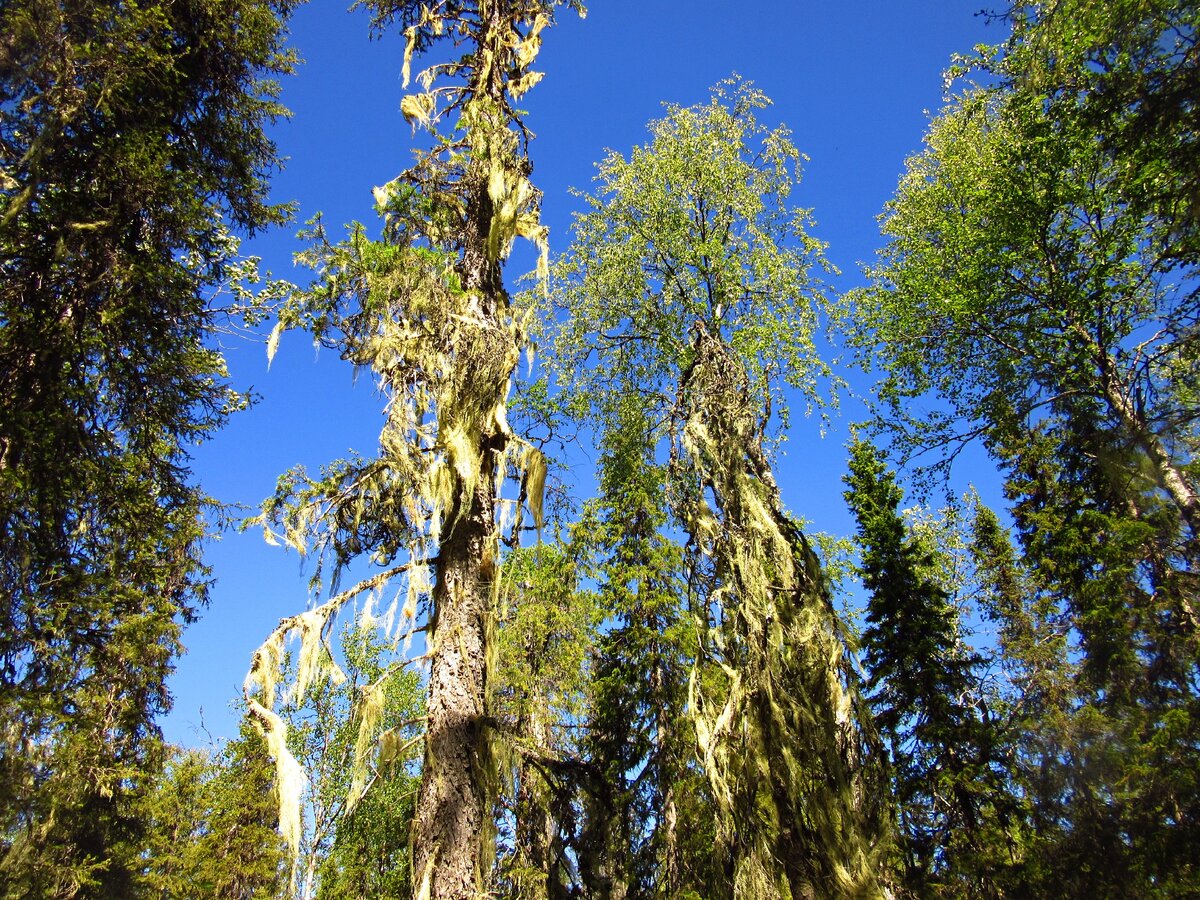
[405,2,554,893]
[413,479,498,900]
[660,778,680,895]
[412,48,510,895]
[1098,374,1200,537]
[577,785,628,900]
[1076,322,1200,539]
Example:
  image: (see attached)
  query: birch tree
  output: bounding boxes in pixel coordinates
[549,79,890,899]
[848,1,1200,887]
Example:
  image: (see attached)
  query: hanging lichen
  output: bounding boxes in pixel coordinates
[244,1,578,894]
[245,699,307,862]
[672,324,891,899]
[546,80,891,897]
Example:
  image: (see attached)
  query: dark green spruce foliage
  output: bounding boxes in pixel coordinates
[967,502,1077,896]
[493,541,597,899]
[0,0,295,895]
[138,723,287,899]
[844,441,1006,894]
[574,399,713,899]
[985,418,1200,895]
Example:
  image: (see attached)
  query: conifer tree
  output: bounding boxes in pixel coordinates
[571,397,708,899]
[244,3,582,896]
[967,500,1076,895]
[492,540,597,899]
[985,416,1199,893]
[138,724,288,899]
[0,0,295,893]
[844,442,1007,894]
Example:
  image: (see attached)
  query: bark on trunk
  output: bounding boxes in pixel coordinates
[413,480,497,900]
[660,777,680,894]
[577,786,628,900]
[1102,378,1200,537]
[1077,322,1200,539]
[412,165,507,899]
[407,4,542,894]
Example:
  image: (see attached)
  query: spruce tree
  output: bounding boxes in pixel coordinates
[138,724,288,899]
[492,540,597,899]
[243,3,582,896]
[844,441,1006,894]
[0,0,295,893]
[572,397,707,899]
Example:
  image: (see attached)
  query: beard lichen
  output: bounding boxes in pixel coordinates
[245,698,307,863]
[246,3,566,890]
[673,324,889,899]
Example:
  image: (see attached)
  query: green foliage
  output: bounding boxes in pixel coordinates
[847,85,1198,507]
[138,723,288,899]
[987,0,1200,259]
[972,427,1200,895]
[551,81,889,898]
[0,0,295,893]
[491,541,598,899]
[314,767,418,900]
[494,543,597,737]
[844,442,1011,895]
[570,396,711,898]
[285,628,422,900]
[850,2,1200,892]
[276,626,424,900]
[13,0,1200,896]
[550,76,837,435]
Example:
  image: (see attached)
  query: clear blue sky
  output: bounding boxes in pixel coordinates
[167,1,1005,747]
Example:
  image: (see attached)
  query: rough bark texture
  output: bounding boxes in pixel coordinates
[414,481,499,898]
[577,784,629,900]
[411,11,511,891]
[413,173,508,900]
[651,664,681,895]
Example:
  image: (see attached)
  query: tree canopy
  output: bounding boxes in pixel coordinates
[0,0,295,892]
[4,0,1199,897]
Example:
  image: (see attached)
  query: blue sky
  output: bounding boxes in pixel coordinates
[168,1,1005,747]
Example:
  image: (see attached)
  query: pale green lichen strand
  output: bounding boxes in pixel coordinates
[675,326,887,898]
